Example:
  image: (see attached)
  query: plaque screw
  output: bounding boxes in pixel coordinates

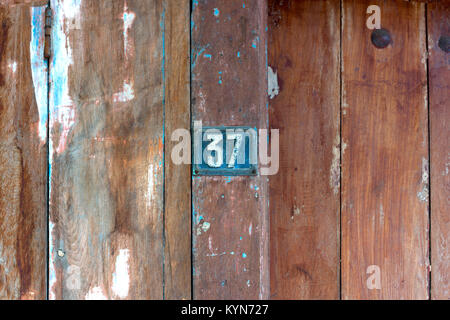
[438,35,450,53]
[371,28,392,49]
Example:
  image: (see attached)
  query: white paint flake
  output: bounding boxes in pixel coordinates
[112,249,130,299]
[122,1,136,59]
[330,135,340,195]
[48,221,56,300]
[61,0,81,20]
[8,61,17,73]
[113,81,135,103]
[267,66,279,99]
[417,157,429,202]
[201,222,210,233]
[85,286,107,300]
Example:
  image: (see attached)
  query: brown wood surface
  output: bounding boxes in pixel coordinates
[268,0,340,300]
[0,5,47,299]
[163,0,191,300]
[0,0,48,7]
[428,1,449,300]
[191,0,269,299]
[341,0,430,299]
[48,0,165,299]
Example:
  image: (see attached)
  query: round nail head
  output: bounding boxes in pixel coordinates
[438,35,450,53]
[371,28,392,49]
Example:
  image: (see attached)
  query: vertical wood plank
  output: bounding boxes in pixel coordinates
[191,0,269,299]
[342,0,429,299]
[428,1,449,300]
[0,4,47,299]
[48,0,165,299]
[163,0,191,300]
[268,0,340,300]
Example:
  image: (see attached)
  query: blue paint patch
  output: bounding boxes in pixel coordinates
[237,51,240,58]
[251,36,260,49]
[30,6,48,143]
[191,44,210,70]
[213,8,220,17]
[204,53,212,60]
[242,253,247,258]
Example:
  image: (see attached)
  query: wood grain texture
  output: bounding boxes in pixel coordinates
[48,0,165,299]
[341,0,430,299]
[428,1,449,300]
[163,0,191,300]
[0,5,47,299]
[0,0,48,7]
[191,0,269,299]
[268,0,340,300]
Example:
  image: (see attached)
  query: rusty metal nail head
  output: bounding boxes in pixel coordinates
[371,28,392,49]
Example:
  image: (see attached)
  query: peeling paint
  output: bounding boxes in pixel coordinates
[8,61,17,73]
[330,135,340,195]
[196,221,210,236]
[122,1,136,60]
[50,0,81,157]
[251,36,259,48]
[342,140,348,155]
[291,204,302,219]
[55,105,75,154]
[48,221,56,300]
[112,249,130,299]
[85,286,107,300]
[417,157,429,202]
[113,81,135,103]
[267,66,279,99]
[201,222,210,233]
[30,6,48,143]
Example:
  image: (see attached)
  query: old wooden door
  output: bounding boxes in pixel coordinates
[0,0,448,300]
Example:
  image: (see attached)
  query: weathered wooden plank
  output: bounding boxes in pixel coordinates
[48,0,165,299]
[191,0,269,299]
[0,0,48,7]
[268,0,340,300]
[0,4,47,299]
[341,0,429,299]
[163,0,191,300]
[428,1,449,300]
